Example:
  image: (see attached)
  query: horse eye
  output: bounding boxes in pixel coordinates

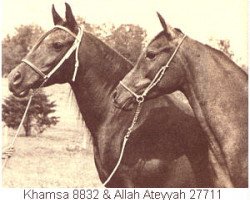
[52,42,64,50]
[145,51,156,60]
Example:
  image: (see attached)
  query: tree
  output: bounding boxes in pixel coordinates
[217,39,234,59]
[76,17,147,63]
[76,16,108,38]
[209,38,248,72]
[2,25,44,76]
[209,38,235,60]
[2,91,59,136]
[104,24,147,64]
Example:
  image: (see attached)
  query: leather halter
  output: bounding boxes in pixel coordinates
[119,35,187,103]
[22,25,83,83]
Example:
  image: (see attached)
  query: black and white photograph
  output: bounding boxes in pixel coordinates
[1,0,248,193]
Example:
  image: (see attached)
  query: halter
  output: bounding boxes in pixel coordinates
[22,25,83,83]
[120,35,187,103]
[16,24,138,187]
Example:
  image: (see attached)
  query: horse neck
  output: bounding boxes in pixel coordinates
[180,38,247,119]
[70,32,132,134]
[179,38,248,175]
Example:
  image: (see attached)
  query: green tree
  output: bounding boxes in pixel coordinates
[2,25,44,76]
[2,91,59,136]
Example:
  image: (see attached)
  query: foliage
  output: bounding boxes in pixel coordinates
[2,20,146,137]
[76,17,147,64]
[209,38,247,71]
[2,91,59,136]
[76,17,108,38]
[104,24,147,64]
[2,25,44,75]
[209,38,234,59]
[217,39,234,59]
[2,20,146,75]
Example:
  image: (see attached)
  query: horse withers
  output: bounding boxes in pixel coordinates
[8,4,211,187]
[113,13,248,188]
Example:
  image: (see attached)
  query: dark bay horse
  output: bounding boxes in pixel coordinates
[8,4,211,187]
[113,13,248,187]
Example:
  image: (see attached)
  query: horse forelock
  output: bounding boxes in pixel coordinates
[150,28,183,45]
[150,31,166,44]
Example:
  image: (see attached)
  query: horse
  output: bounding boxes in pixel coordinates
[8,4,211,187]
[113,13,248,187]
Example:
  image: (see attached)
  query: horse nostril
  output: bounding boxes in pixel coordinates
[13,72,22,86]
[112,90,118,101]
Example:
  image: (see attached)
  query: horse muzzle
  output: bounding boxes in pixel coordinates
[8,64,39,97]
[112,88,136,111]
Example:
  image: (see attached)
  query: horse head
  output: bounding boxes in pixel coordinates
[8,3,80,97]
[113,13,187,110]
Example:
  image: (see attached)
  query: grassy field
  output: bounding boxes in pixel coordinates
[2,79,102,188]
[1,78,191,188]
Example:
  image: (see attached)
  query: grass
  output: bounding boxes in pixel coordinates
[2,79,102,188]
[1,79,191,188]
[2,127,102,188]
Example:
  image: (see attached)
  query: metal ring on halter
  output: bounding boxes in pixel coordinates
[119,81,145,103]
[136,95,144,103]
[119,35,187,102]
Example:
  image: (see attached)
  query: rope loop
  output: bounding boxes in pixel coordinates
[136,95,144,103]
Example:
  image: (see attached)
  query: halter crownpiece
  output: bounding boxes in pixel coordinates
[21,25,83,84]
[120,35,187,102]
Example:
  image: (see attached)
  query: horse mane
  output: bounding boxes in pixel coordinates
[84,31,134,71]
[65,31,135,126]
[204,44,233,60]
[204,44,247,74]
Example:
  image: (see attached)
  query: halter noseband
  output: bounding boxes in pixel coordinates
[22,25,83,84]
[119,35,187,103]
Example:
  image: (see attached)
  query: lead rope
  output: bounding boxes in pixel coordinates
[103,99,144,187]
[3,24,140,187]
[2,95,33,170]
[107,35,186,187]
[2,26,83,171]
[2,80,47,171]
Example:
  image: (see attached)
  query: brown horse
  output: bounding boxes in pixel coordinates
[8,4,211,187]
[113,13,248,187]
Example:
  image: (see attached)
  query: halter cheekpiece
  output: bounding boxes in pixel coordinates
[22,25,83,84]
[120,35,187,103]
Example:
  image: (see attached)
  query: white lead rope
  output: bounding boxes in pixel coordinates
[2,26,83,170]
[103,101,143,186]
[3,24,141,188]
[2,79,48,170]
[2,94,34,170]
[106,35,186,186]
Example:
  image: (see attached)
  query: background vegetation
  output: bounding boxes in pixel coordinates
[1,17,247,187]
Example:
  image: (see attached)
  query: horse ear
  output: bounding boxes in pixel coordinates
[156,12,175,39]
[65,3,77,31]
[52,4,63,25]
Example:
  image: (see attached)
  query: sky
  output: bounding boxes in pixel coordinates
[2,0,248,65]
